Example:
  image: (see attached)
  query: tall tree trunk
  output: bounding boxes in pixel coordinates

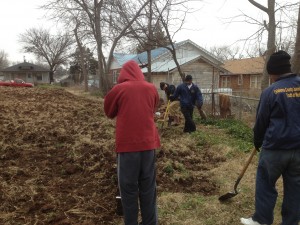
[94,1,108,93]
[292,4,300,74]
[74,26,88,92]
[49,70,54,84]
[249,0,276,90]
[146,0,153,83]
[262,0,276,90]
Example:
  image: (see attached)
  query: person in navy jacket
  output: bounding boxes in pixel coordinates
[241,51,300,225]
[170,75,203,133]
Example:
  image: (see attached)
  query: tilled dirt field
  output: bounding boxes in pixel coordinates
[0,87,225,225]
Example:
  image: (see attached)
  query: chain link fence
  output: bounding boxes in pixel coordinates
[201,89,260,127]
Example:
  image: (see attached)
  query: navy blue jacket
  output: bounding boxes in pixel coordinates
[253,74,300,150]
[171,82,203,108]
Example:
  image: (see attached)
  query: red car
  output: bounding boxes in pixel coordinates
[0,78,34,87]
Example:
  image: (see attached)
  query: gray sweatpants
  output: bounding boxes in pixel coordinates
[117,150,157,225]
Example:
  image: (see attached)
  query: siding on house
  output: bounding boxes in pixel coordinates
[144,40,225,90]
[0,61,50,84]
[111,40,228,98]
[221,56,265,95]
[172,59,220,89]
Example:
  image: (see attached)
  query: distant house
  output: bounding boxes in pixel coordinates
[221,57,265,95]
[0,61,50,84]
[109,39,228,97]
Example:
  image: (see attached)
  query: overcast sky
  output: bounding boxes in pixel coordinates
[0,0,298,63]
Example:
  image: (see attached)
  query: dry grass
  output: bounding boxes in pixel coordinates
[0,86,285,225]
[156,144,284,225]
[74,87,285,225]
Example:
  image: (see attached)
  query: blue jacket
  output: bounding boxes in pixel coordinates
[253,74,300,150]
[171,82,203,108]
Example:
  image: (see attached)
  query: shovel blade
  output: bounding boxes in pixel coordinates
[218,191,238,202]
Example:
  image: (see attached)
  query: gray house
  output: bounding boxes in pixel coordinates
[110,39,228,98]
[0,61,50,84]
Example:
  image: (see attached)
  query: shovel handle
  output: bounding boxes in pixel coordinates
[234,147,257,191]
[161,100,171,129]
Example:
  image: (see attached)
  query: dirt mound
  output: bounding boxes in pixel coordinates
[0,87,225,224]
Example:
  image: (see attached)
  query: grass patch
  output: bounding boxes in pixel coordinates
[89,89,104,98]
[35,83,63,89]
[196,118,253,152]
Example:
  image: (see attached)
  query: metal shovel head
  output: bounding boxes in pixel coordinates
[218,190,238,202]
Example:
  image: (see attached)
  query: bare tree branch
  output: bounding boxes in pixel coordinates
[19,28,74,83]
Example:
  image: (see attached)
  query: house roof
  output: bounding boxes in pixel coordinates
[223,56,265,75]
[113,39,224,72]
[113,46,169,67]
[141,55,227,73]
[1,61,50,72]
[131,47,169,65]
[141,55,201,73]
[113,53,136,67]
[134,39,222,65]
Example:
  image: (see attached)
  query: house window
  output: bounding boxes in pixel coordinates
[250,75,261,89]
[238,74,243,85]
[37,74,43,81]
[221,76,231,88]
[112,71,119,84]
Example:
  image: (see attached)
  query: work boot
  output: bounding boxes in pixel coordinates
[240,217,266,225]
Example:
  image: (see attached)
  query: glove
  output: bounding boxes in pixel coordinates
[254,139,262,152]
[169,95,175,101]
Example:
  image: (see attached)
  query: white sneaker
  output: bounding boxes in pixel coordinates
[240,217,265,225]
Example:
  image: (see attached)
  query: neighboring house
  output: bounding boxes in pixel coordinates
[221,56,265,95]
[0,61,50,84]
[110,39,228,98]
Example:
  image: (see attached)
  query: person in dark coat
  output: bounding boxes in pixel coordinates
[241,51,300,225]
[160,82,181,126]
[170,75,203,133]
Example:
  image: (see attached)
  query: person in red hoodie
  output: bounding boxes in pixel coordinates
[104,60,160,225]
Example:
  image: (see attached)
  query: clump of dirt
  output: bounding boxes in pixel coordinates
[0,87,225,224]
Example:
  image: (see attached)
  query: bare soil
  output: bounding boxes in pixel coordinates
[0,87,225,225]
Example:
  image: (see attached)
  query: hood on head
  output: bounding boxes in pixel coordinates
[117,60,145,83]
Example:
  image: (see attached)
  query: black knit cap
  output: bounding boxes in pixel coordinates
[266,50,292,75]
[185,74,193,81]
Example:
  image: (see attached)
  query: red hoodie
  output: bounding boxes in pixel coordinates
[104,60,161,153]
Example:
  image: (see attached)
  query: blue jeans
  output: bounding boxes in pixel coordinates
[117,150,157,225]
[252,149,300,225]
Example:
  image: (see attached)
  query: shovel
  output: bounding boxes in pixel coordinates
[198,108,207,120]
[160,100,171,130]
[218,147,257,202]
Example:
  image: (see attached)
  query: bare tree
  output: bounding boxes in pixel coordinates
[19,28,74,83]
[146,0,154,82]
[112,0,194,82]
[248,0,276,90]
[154,0,191,81]
[292,4,300,74]
[230,1,299,88]
[0,50,9,70]
[42,0,151,93]
[74,22,89,91]
[210,45,243,61]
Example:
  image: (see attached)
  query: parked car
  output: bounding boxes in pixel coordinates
[0,78,34,87]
